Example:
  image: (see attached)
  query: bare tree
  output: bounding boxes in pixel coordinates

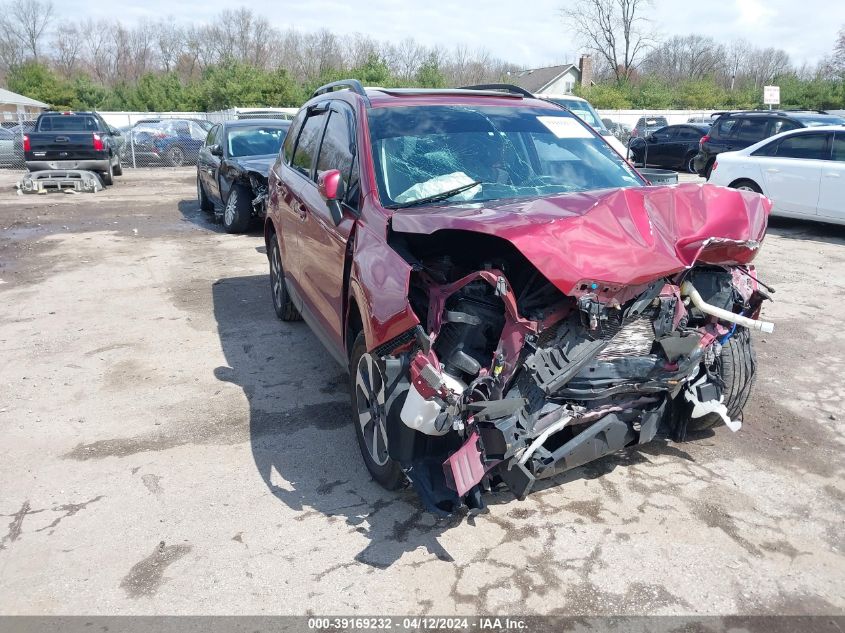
[51,22,82,75]
[561,0,653,82]
[641,35,724,83]
[1,0,54,60]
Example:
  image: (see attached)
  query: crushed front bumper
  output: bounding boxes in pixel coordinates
[18,170,103,193]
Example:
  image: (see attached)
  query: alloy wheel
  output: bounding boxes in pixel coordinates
[355,352,389,466]
[224,190,237,226]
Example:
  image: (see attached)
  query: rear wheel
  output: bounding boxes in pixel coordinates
[166,145,185,167]
[197,176,213,211]
[223,185,252,233]
[688,328,757,431]
[683,152,697,174]
[349,332,404,490]
[100,159,114,186]
[268,235,301,321]
[730,179,762,194]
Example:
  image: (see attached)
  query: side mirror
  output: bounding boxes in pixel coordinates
[209,144,223,157]
[318,169,345,226]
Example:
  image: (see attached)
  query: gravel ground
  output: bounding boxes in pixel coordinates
[0,168,842,615]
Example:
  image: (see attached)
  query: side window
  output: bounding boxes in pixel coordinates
[733,118,770,143]
[316,107,355,194]
[678,127,704,141]
[282,110,307,165]
[774,133,830,160]
[832,133,845,162]
[652,126,675,140]
[712,118,737,139]
[205,125,217,146]
[214,125,224,146]
[772,120,801,135]
[291,111,327,179]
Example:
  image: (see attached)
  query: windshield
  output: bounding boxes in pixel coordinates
[226,125,288,157]
[548,98,607,132]
[369,105,643,208]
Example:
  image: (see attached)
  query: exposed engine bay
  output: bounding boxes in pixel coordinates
[371,229,774,515]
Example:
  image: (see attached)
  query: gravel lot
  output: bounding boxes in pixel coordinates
[0,168,843,615]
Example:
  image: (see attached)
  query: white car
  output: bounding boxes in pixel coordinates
[708,126,845,225]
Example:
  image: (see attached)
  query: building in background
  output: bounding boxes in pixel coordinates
[509,55,594,95]
[0,88,49,122]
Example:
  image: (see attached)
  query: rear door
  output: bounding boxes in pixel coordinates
[646,126,676,166]
[296,101,360,358]
[197,124,219,199]
[274,106,329,308]
[759,132,830,217]
[817,131,845,222]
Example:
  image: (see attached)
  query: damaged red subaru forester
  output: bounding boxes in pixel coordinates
[264,80,774,515]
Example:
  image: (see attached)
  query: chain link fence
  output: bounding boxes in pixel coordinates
[0,108,297,172]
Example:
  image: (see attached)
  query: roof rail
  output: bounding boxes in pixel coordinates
[311,79,371,106]
[781,109,829,114]
[460,84,534,98]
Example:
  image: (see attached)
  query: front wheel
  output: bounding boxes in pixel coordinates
[687,328,757,431]
[349,332,405,490]
[223,185,252,233]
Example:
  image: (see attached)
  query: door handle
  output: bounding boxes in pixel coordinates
[765,168,780,173]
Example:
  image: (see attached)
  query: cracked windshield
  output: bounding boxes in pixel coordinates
[368,106,643,207]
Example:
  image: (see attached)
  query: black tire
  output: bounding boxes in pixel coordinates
[197,176,213,212]
[683,152,697,174]
[166,145,185,167]
[704,159,716,180]
[349,332,404,490]
[100,159,114,186]
[730,179,762,194]
[688,328,757,431]
[222,185,252,234]
[268,234,301,321]
[113,157,123,177]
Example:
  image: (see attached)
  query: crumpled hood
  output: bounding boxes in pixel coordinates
[390,183,771,295]
[230,154,275,178]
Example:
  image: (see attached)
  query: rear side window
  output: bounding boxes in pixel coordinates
[678,127,705,141]
[291,112,327,178]
[771,120,801,135]
[712,118,737,139]
[773,133,830,160]
[38,116,100,132]
[282,110,306,164]
[733,118,771,143]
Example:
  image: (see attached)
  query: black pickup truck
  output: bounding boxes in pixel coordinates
[24,111,123,185]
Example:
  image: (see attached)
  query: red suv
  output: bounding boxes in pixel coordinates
[264,80,773,515]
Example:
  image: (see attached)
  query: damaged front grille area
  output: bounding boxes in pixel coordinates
[376,254,773,515]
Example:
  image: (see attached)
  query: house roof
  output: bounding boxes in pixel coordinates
[509,64,578,93]
[0,88,50,108]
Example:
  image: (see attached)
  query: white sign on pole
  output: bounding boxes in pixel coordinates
[763,85,780,106]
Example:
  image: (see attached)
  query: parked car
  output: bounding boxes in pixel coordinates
[630,116,669,140]
[196,119,291,232]
[124,119,208,166]
[628,123,711,172]
[0,127,24,166]
[694,110,845,178]
[24,111,123,185]
[602,117,631,145]
[539,94,628,156]
[264,80,773,514]
[708,126,845,225]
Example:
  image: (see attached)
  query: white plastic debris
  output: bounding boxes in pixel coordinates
[395,171,480,204]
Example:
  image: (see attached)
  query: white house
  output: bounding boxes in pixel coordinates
[0,87,49,122]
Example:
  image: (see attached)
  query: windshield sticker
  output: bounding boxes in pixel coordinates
[537,116,594,139]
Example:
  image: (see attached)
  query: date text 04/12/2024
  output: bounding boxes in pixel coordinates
[307,617,528,630]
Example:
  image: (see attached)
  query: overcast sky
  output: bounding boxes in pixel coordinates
[60,0,844,68]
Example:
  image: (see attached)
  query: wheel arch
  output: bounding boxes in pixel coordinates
[728,177,762,192]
